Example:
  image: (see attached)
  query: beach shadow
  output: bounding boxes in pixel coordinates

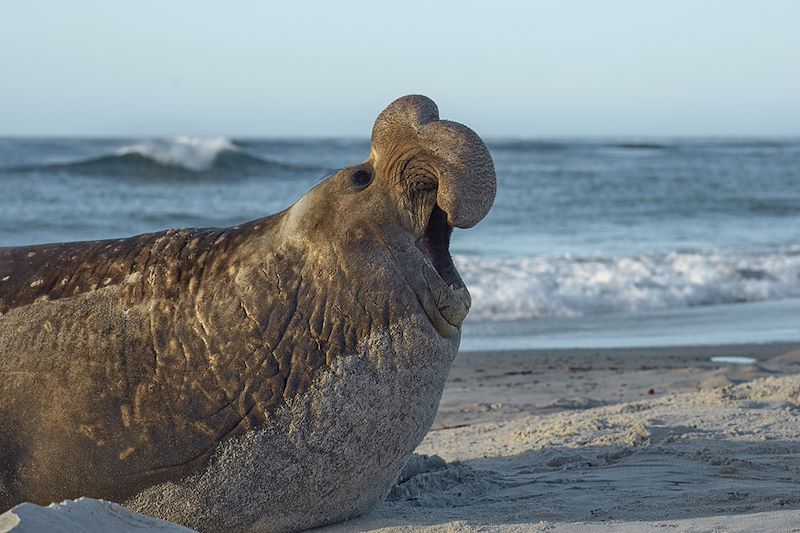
[318,424,800,531]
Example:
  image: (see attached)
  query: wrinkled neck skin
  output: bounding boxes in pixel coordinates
[224,178,462,374]
[123,187,462,531]
[260,176,465,343]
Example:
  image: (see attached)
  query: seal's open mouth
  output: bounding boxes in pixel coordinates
[415,205,471,330]
[418,206,460,288]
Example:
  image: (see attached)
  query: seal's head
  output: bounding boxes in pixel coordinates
[282,95,496,338]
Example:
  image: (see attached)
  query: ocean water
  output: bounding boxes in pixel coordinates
[1,137,799,349]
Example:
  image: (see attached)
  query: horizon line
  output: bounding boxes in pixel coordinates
[2,133,799,140]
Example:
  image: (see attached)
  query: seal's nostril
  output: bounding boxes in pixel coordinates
[370,94,496,230]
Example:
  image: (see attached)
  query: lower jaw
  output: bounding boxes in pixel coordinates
[420,263,471,339]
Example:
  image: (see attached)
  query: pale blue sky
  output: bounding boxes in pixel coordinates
[1,1,798,136]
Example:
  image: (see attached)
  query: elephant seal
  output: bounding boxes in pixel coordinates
[0,95,496,532]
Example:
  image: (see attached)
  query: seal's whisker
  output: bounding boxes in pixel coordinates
[317,167,342,183]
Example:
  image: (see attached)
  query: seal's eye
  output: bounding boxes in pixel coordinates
[350,169,372,188]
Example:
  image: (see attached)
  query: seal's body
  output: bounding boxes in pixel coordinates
[0,95,495,532]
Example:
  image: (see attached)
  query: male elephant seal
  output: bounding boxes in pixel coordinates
[0,95,496,532]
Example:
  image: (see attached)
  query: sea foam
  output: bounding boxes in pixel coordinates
[457,246,800,321]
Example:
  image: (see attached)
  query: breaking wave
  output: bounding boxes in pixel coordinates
[4,137,312,176]
[113,136,240,171]
[457,246,800,322]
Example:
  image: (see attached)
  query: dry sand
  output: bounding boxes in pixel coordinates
[320,342,800,532]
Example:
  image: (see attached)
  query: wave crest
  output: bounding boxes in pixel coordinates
[114,136,238,171]
[457,246,800,322]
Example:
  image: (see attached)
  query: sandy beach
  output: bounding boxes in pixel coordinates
[319,342,800,532]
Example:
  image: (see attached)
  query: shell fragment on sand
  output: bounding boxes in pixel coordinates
[710,356,758,365]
